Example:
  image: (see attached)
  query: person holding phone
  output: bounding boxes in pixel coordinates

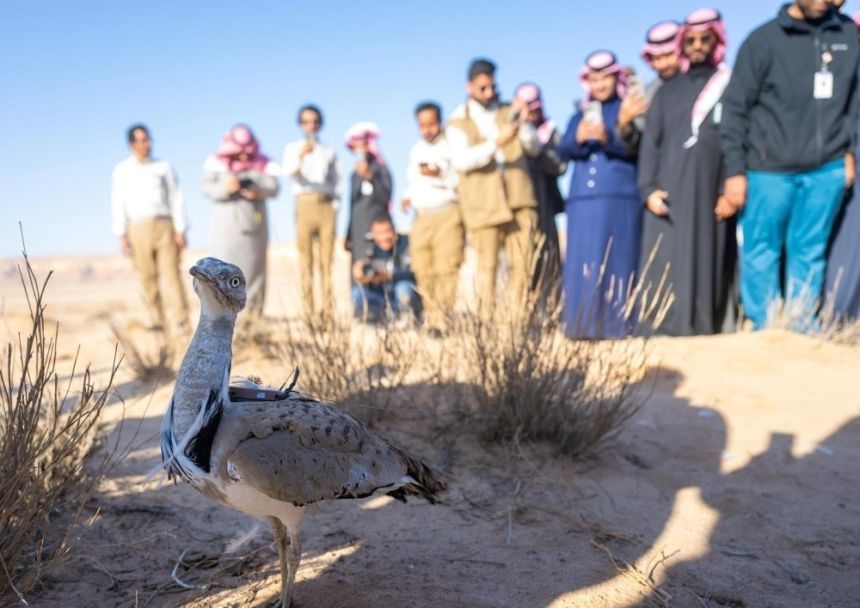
[282,104,340,319]
[447,58,539,317]
[557,50,642,339]
[620,20,683,154]
[401,101,462,337]
[513,82,566,302]
[637,8,737,336]
[202,124,280,317]
[344,122,393,265]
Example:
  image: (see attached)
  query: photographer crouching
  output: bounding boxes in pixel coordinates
[351,215,422,324]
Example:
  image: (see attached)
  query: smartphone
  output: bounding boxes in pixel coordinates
[628,74,646,99]
[584,100,603,125]
[509,109,522,124]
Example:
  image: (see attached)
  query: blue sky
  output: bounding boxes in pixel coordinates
[1,0,784,258]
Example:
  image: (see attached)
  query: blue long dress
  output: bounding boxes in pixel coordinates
[558,96,642,338]
[826,133,860,320]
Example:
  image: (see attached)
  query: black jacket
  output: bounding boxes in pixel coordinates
[721,5,859,176]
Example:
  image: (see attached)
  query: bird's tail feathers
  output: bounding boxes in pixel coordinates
[387,448,447,504]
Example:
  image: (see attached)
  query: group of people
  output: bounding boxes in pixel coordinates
[111,0,860,340]
[561,0,860,337]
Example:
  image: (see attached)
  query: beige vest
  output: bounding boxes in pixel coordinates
[448,104,537,231]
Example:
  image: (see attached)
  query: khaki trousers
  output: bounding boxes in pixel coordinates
[296,192,336,316]
[410,204,465,330]
[470,207,537,316]
[126,217,189,330]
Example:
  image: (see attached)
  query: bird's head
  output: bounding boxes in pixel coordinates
[189,257,247,316]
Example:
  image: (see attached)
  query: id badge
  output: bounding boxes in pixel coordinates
[814,71,834,100]
[712,102,723,125]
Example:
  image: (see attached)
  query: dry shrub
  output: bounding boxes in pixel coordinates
[0,253,120,603]
[268,240,666,458]
[274,313,421,425]
[423,238,667,458]
[444,293,648,458]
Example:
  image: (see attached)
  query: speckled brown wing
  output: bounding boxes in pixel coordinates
[215,396,444,507]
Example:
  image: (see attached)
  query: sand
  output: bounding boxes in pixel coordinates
[1,248,857,608]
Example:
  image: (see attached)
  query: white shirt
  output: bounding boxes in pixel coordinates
[403,135,458,211]
[111,156,187,236]
[447,99,538,173]
[281,139,340,200]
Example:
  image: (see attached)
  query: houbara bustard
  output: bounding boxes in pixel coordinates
[160,257,446,607]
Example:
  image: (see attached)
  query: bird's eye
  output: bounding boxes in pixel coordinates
[230,277,241,288]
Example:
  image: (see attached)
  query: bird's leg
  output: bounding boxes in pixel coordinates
[268,517,290,607]
[284,523,302,607]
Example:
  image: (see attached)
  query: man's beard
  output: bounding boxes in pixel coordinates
[472,96,496,109]
[687,52,712,67]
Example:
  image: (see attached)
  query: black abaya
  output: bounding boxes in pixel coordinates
[637,65,737,336]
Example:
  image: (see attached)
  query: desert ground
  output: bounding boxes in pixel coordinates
[1,245,858,608]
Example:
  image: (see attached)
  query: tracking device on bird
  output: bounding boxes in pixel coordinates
[228,387,289,402]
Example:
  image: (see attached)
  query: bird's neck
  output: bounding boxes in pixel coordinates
[171,313,236,438]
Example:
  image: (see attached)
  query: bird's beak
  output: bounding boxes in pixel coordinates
[189,265,212,283]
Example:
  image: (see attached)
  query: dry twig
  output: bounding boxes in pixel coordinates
[0,236,121,603]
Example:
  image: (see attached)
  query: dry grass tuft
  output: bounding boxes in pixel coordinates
[820,283,860,346]
[442,292,648,458]
[0,250,120,603]
[274,313,421,425]
[821,319,860,345]
[758,283,860,346]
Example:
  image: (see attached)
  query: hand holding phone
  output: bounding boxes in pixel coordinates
[627,74,646,99]
[584,100,603,125]
[419,162,440,177]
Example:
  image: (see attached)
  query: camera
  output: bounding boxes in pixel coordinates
[361,258,390,278]
[361,241,392,278]
[238,177,255,189]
